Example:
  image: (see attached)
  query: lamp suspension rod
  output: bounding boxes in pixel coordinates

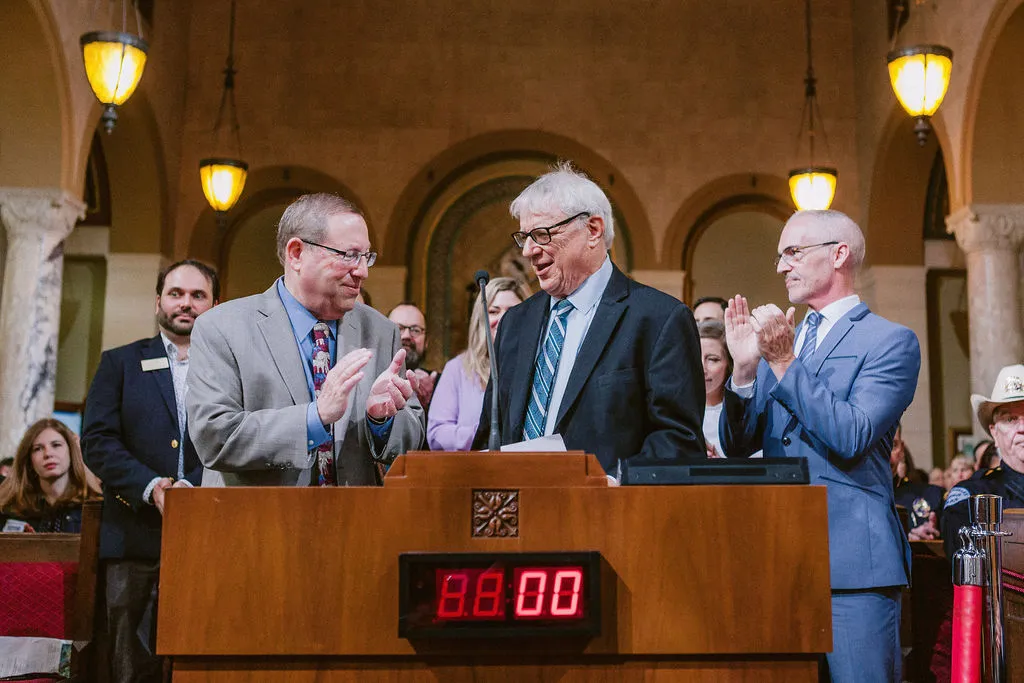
[212,0,242,152]
[804,0,817,165]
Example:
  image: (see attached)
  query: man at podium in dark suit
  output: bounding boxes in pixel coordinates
[721,209,920,683]
[474,162,706,475]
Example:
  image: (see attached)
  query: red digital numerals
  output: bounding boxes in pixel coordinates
[434,566,584,621]
[513,567,583,619]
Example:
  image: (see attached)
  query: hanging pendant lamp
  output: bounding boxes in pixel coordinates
[886,1,953,145]
[200,0,247,216]
[789,0,837,211]
[80,3,148,133]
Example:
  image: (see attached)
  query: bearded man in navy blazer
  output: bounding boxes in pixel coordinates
[721,210,920,683]
[83,259,217,683]
[475,162,706,473]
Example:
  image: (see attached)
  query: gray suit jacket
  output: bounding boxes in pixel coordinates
[187,284,425,486]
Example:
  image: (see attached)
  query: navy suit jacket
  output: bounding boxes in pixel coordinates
[83,335,202,560]
[721,302,920,590]
[475,265,706,473]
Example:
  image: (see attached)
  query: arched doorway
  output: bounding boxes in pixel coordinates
[403,153,635,369]
[664,173,792,305]
[202,166,374,301]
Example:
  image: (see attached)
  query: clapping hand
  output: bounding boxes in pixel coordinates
[749,304,797,375]
[410,369,438,410]
[908,512,940,541]
[366,348,418,421]
[317,348,373,425]
[724,296,761,384]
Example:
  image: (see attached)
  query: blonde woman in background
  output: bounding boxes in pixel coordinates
[427,277,530,450]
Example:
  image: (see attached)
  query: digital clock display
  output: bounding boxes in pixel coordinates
[398,552,601,638]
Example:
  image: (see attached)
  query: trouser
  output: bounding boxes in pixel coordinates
[822,587,902,683]
[102,559,163,683]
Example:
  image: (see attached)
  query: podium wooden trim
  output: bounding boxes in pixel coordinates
[159,453,831,681]
[1001,509,1024,683]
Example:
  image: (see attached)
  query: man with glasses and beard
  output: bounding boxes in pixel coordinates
[388,302,438,411]
[722,209,920,682]
[83,259,218,683]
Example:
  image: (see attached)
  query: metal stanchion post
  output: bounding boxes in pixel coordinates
[952,526,984,682]
[971,494,1011,683]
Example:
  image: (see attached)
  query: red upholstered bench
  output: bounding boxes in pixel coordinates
[0,501,101,681]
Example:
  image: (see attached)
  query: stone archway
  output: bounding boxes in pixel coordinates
[864,109,955,469]
[188,165,374,302]
[663,173,792,304]
[385,130,655,271]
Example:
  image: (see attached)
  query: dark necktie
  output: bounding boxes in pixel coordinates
[311,321,336,486]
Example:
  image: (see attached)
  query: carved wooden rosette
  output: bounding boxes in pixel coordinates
[472,489,519,537]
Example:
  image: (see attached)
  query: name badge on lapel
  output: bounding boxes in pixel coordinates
[141,357,170,372]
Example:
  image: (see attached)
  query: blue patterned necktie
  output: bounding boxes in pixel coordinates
[523,299,574,440]
[797,311,821,365]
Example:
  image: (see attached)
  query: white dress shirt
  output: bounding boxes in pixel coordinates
[542,256,614,435]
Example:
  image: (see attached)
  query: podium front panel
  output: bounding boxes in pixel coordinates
[158,484,830,657]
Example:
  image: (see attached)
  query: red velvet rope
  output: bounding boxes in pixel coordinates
[1003,568,1024,596]
[951,584,982,683]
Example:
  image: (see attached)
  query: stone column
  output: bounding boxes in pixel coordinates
[0,188,85,458]
[946,204,1024,435]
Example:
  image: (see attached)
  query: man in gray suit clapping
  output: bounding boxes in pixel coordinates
[187,193,425,487]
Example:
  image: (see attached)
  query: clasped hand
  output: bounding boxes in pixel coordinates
[724,295,797,381]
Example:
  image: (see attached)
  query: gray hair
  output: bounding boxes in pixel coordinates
[789,209,866,272]
[510,161,615,248]
[276,193,362,266]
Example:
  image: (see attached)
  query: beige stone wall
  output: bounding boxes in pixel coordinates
[171,0,862,270]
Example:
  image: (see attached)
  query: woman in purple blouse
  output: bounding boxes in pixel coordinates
[427,277,529,450]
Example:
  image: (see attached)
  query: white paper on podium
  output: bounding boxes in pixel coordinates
[499,434,567,452]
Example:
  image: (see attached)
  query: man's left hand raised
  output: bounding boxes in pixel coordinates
[366,348,420,421]
[750,304,796,380]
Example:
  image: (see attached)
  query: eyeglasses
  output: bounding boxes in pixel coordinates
[994,412,1024,429]
[302,239,377,267]
[773,241,839,267]
[511,212,590,249]
[396,324,425,337]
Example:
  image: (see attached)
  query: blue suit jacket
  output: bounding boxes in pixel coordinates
[83,335,202,560]
[721,302,919,590]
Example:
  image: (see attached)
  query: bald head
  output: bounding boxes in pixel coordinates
[787,210,866,273]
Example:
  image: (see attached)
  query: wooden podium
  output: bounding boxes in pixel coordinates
[1001,509,1024,682]
[158,452,832,681]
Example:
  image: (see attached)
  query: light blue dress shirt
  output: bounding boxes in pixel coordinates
[541,256,614,435]
[276,278,337,449]
[276,278,393,452]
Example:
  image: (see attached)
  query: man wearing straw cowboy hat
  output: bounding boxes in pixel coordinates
[942,364,1024,561]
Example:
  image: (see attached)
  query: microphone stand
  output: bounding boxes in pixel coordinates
[475,270,502,451]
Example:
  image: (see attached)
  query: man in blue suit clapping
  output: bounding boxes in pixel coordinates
[721,209,919,683]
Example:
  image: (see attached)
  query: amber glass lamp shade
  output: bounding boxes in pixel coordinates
[788,167,838,211]
[199,158,248,213]
[80,31,149,133]
[887,45,953,144]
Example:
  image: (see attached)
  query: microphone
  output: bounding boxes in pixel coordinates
[475,270,502,451]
